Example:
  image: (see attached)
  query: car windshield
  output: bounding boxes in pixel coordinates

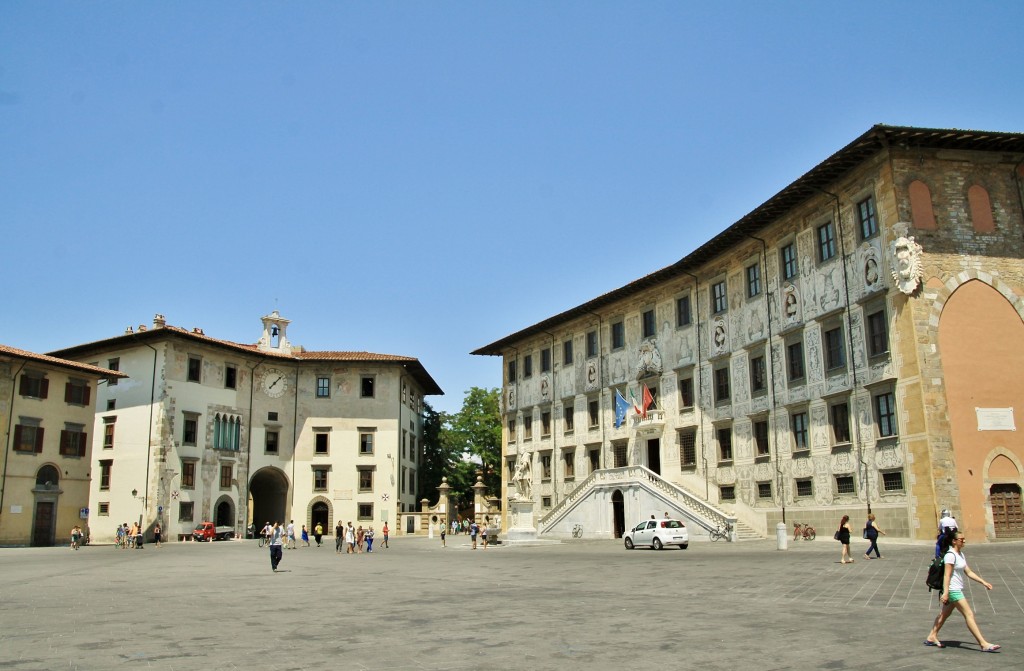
[194,524,205,531]
[661,520,684,529]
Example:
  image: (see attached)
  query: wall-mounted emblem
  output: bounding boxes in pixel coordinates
[890,222,924,295]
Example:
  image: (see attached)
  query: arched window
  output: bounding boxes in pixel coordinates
[968,184,995,233]
[36,465,60,489]
[214,414,223,450]
[909,180,937,230]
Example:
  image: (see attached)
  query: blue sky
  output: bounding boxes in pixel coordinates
[2,2,1022,414]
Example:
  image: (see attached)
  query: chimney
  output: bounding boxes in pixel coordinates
[124,326,134,335]
[138,324,148,332]
[153,314,166,328]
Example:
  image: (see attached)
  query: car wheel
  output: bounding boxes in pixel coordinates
[680,543,688,550]
[652,537,663,550]
[624,537,634,550]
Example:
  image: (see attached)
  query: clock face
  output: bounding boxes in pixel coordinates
[262,368,287,398]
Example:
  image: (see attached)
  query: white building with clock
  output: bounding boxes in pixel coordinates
[49,311,442,543]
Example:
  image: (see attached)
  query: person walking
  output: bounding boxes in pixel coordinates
[356,525,365,553]
[837,515,853,564]
[863,514,885,559]
[286,520,296,549]
[301,525,310,547]
[70,525,81,550]
[924,532,1000,651]
[269,522,284,572]
[440,524,447,548]
[366,526,375,553]
[481,524,488,549]
[314,522,324,547]
[381,522,389,549]
[470,520,479,549]
[935,509,958,558]
[345,522,355,554]
[335,521,344,553]
[153,523,162,548]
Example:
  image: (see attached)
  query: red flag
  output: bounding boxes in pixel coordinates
[641,384,654,418]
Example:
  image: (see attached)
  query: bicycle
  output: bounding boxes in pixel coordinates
[572,524,583,538]
[708,522,733,542]
[258,535,269,548]
[792,521,816,541]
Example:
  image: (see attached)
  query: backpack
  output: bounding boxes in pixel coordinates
[925,555,945,592]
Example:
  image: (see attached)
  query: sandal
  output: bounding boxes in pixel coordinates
[981,645,1001,653]
[924,640,944,648]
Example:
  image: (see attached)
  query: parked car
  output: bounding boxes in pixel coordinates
[192,522,234,542]
[624,519,689,550]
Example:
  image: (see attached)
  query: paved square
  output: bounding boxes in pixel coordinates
[0,535,1020,670]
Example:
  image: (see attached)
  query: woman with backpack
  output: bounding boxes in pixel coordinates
[924,531,1000,652]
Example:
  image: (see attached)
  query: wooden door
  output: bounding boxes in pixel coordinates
[991,484,1024,538]
[32,501,55,547]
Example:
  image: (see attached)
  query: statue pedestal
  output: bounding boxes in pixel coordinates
[506,498,538,542]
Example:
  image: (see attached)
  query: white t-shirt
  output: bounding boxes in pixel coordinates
[938,515,957,533]
[943,549,967,591]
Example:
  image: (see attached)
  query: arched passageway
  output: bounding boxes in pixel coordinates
[249,468,289,528]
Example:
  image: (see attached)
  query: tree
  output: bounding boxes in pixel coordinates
[444,387,502,495]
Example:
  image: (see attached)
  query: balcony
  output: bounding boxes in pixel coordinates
[631,409,666,436]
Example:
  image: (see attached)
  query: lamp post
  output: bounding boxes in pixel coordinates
[131,488,144,529]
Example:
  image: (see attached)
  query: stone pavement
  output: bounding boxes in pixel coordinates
[0,533,1020,670]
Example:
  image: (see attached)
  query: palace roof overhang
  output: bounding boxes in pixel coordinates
[472,124,1024,356]
[1,343,127,380]
[48,325,443,396]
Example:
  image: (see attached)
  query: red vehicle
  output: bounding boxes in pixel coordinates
[192,522,234,542]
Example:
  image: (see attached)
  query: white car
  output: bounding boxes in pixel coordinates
[624,519,689,550]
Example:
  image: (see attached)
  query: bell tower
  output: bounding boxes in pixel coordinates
[257,310,292,354]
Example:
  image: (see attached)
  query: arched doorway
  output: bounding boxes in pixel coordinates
[310,500,330,531]
[32,465,61,547]
[612,490,625,538]
[249,467,289,529]
[990,484,1023,538]
[215,497,234,527]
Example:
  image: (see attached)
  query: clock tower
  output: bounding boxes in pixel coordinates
[257,310,293,354]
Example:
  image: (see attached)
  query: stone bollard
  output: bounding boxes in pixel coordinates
[776,522,788,550]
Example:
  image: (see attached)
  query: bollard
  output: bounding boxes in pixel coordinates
[776,522,788,550]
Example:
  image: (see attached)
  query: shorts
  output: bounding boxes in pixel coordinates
[948,590,964,602]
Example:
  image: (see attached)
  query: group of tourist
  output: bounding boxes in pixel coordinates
[112,522,148,549]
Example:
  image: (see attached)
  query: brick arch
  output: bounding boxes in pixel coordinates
[926,271,1024,327]
[306,495,333,530]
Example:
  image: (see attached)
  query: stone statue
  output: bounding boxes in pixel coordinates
[512,451,533,501]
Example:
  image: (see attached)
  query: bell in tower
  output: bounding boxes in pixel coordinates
[258,310,292,354]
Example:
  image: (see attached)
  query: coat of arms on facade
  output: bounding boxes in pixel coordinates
[585,360,600,391]
[861,243,882,292]
[540,374,550,400]
[711,316,728,356]
[506,387,516,411]
[890,222,924,295]
[635,340,663,379]
[782,283,800,325]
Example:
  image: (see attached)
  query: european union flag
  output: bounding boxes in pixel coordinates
[614,389,630,428]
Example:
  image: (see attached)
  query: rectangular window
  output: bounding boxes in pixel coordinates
[507,360,517,383]
[541,411,551,437]
[265,430,279,454]
[541,453,552,480]
[523,416,533,440]
[589,448,600,473]
[563,450,575,478]
[106,399,116,411]
[717,426,733,461]
[714,365,730,403]
[358,468,374,492]
[562,340,573,365]
[678,376,694,409]
[187,356,202,383]
[103,422,115,449]
[316,376,331,398]
[99,459,112,490]
[313,468,329,491]
[795,478,813,498]
[315,432,329,455]
[586,331,598,358]
[14,422,43,453]
[831,402,851,444]
[220,464,232,489]
[882,470,905,492]
[225,364,237,389]
[107,358,120,386]
[676,295,692,327]
[757,482,773,500]
[720,486,736,502]
[711,280,728,314]
[507,419,516,443]
[360,376,375,398]
[678,429,696,467]
[875,392,897,438]
[824,326,846,370]
[181,461,196,489]
[754,420,770,456]
[179,501,194,522]
[835,475,856,495]
[613,442,627,468]
[867,309,889,357]
[588,399,599,428]
[268,411,278,421]
[98,502,109,516]
[791,412,809,451]
[64,379,91,406]
[19,373,48,399]
[523,354,533,378]
[817,221,836,261]
[541,348,551,373]
[611,321,625,350]
[746,263,761,298]
[183,413,198,446]
[59,427,88,457]
[360,431,375,455]
[857,195,878,240]
[787,341,805,383]
[642,309,656,339]
[358,503,373,521]
[563,403,574,434]
[781,243,797,280]
[750,355,767,394]
[542,496,552,509]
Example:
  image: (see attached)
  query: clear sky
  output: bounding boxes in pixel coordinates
[2,2,1022,414]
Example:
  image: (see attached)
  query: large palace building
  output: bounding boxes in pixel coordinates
[49,312,442,543]
[474,125,1024,543]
